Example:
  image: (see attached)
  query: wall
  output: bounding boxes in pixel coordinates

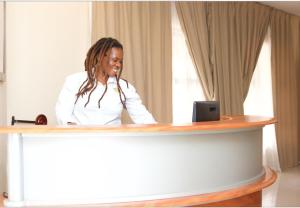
[6,2,91,124]
[0,2,90,193]
[0,82,6,194]
[0,2,7,194]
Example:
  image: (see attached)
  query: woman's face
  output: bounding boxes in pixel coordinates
[99,47,123,77]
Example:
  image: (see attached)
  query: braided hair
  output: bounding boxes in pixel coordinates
[75,37,128,109]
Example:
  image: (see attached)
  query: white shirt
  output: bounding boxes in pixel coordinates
[56,72,156,125]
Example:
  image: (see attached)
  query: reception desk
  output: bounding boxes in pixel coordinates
[0,115,276,207]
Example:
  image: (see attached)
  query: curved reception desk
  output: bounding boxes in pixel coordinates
[0,115,276,207]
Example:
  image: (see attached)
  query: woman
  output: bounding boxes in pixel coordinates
[56,37,156,125]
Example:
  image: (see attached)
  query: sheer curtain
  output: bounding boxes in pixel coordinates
[171,3,205,124]
[244,28,281,172]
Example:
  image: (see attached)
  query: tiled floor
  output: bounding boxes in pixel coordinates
[263,165,300,207]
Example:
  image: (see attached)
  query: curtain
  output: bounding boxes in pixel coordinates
[244,28,281,172]
[270,10,300,170]
[176,2,271,115]
[92,2,172,123]
[175,2,213,102]
[171,3,206,124]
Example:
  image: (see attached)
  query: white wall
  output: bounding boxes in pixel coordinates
[0,82,7,194]
[6,2,91,124]
[0,2,90,193]
[0,1,7,192]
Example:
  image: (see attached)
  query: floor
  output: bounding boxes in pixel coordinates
[263,165,300,207]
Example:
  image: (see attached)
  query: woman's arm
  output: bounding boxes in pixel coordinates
[55,76,78,125]
[125,82,157,124]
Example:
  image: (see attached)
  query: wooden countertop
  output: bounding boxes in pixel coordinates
[0,115,276,134]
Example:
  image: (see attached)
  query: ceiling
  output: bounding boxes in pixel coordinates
[261,1,300,17]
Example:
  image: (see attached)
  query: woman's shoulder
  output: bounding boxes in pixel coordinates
[119,78,135,90]
[65,72,87,84]
[66,72,87,81]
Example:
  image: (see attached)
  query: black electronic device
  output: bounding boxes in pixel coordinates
[192,101,220,122]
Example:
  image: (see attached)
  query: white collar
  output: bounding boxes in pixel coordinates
[107,76,117,84]
[96,77,117,85]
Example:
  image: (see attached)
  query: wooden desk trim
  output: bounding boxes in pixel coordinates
[0,115,276,134]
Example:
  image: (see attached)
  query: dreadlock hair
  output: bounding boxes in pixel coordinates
[74,37,128,109]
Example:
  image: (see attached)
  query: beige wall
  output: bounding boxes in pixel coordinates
[0,2,90,193]
[0,86,6,123]
[6,2,91,124]
[0,82,6,194]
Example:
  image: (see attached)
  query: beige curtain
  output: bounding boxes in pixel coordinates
[176,2,271,115]
[270,10,300,170]
[175,2,213,101]
[92,2,172,123]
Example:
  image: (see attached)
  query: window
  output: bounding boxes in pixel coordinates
[244,28,280,172]
[171,3,205,124]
